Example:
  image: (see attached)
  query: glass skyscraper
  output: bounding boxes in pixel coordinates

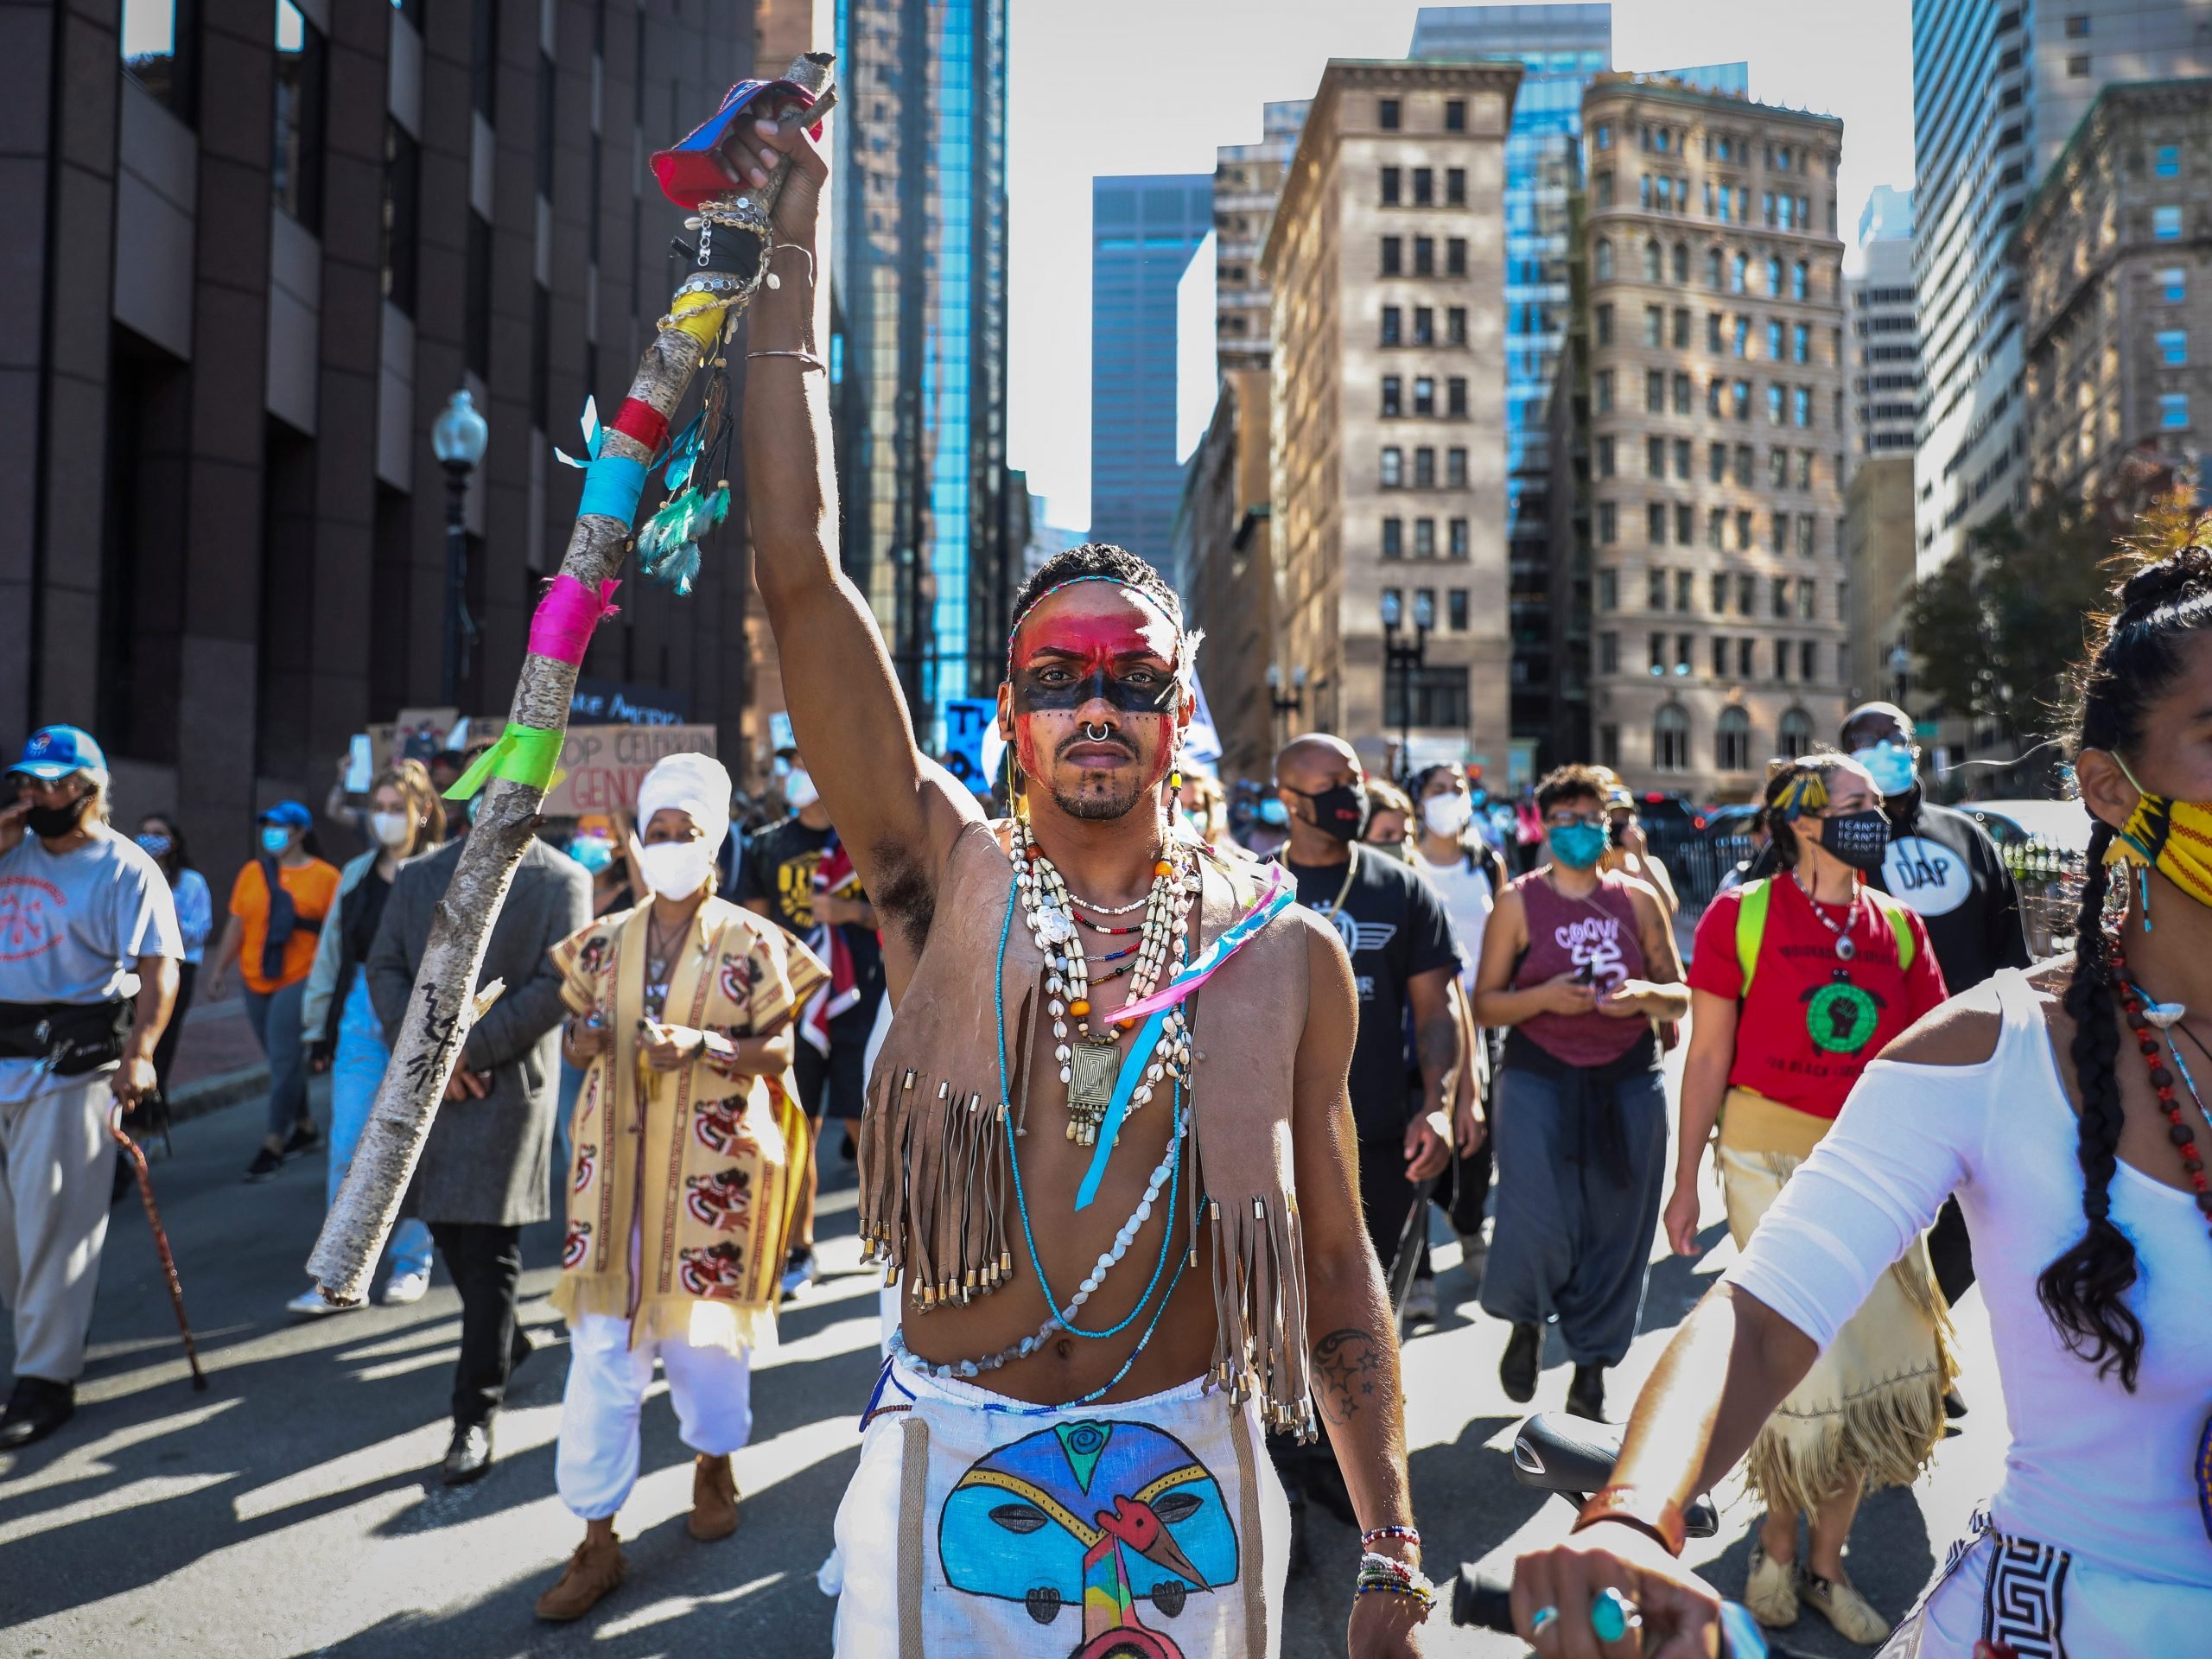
[1089,175,1214,571]
[830,0,1012,733]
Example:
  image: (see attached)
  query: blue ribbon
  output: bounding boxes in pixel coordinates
[577,454,649,526]
[1072,880,1297,1211]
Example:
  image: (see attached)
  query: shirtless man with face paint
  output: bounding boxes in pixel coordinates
[741,110,1430,1659]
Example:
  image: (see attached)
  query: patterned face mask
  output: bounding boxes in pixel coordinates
[2105,753,2212,907]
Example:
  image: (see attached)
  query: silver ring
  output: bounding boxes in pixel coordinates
[1082,721,1113,741]
[1529,1605,1560,1641]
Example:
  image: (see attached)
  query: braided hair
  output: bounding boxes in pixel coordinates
[2045,543,2212,1389]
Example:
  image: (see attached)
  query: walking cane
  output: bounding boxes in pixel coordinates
[109,1122,207,1390]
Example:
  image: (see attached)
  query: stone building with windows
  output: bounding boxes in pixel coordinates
[7,0,768,855]
[1213,101,1308,372]
[1261,57,1521,779]
[1573,73,1849,798]
[2017,78,2212,509]
[1173,368,1278,784]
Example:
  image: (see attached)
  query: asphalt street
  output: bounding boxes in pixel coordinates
[0,1053,2006,1659]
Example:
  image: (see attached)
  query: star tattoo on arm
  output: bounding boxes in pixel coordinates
[1312,1328,1384,1427]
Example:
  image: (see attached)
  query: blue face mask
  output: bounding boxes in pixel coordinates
[1257,798,1289,828]
[259,825,293,855]
[1851,740,1917,798]
[570,836,614,874]
[1548,821,1607,871]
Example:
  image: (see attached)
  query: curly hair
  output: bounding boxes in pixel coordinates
[2042,543,2212,1390]
[1534,764,1607,815]
[1007,543,1185,647]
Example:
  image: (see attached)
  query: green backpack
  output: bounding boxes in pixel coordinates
[1733,876,1916,993]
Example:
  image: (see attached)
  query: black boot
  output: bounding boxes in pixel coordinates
[442,1420,494,1485]
[1566,1363,1606,1422]
[0,1376,76,1449]
[1499,1321,1541,1403]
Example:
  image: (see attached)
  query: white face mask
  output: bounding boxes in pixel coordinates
[784,768,819,810]
[639,837,715,899]
[1421,795,1471,839]
[370,811,414,850]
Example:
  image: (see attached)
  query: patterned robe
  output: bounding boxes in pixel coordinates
[549,895,826,1355]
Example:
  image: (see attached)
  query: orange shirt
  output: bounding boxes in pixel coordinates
[229,857,340,994]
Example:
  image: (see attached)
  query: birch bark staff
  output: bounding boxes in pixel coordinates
[309,52,837,1305]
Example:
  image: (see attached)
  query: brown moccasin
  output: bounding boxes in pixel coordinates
[688,1452,741,1541]
[534,1532,626,1621]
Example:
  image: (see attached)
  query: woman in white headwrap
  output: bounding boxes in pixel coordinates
[533,751,826,1622]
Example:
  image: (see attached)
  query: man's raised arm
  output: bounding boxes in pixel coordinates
[741,114,978,899]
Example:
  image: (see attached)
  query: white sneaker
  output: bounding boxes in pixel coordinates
[286,1287,347,1319]
[1401,1279,1439,1328]
[380,1269,430,1306]
[1456,1231,1490,1294]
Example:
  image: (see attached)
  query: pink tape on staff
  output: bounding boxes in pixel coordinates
[528,575,623,665]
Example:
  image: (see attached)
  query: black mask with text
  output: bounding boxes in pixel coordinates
[1819,809,1891,871]
[1287,782,1369,843]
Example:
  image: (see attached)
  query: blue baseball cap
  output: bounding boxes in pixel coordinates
[10,725,107,781]
[259,799,313,829]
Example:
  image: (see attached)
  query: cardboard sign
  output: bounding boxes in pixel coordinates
[940,698,997,795]
[540,724,718,817]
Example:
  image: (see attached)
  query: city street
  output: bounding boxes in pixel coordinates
[0,1054,2007,1659]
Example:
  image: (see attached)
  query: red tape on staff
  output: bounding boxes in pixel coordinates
[609,398,669,454]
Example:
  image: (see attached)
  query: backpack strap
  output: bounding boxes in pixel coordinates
[1859,885,1918,973]
[1735,878,1770,994]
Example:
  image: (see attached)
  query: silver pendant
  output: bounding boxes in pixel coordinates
[1834,936,1854,961]
[1068,1038,1121,1113]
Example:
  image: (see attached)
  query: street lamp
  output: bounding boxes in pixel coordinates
[430,388,490,706]
[1382,588,1431,783]
[1267,662,1306,750]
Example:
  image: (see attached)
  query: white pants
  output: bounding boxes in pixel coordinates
[0,1079,115,1382]
[555,1313,755,1521]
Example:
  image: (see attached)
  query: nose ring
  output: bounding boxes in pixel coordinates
[1082,721,1113,742]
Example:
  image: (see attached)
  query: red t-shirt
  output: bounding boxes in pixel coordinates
[1689,875,1948,1119]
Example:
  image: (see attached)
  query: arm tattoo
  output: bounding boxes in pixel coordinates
[1312,1328,1385,1427]
[1416,1011,1457,1072]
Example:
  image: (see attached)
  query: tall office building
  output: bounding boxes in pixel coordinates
[1089,175,1213,567]
[830,0,1013,732]
[1912,0,2212,576]
[1411,6,1611,781]
[1263,57,1522,775]
[1574,74,1850,796]
[1213,102,1309,372]
[1848,185,1919,469]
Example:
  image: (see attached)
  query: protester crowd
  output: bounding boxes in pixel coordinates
[6,539,2210,1655]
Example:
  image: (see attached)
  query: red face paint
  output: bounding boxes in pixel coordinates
[1007,590,1183,782]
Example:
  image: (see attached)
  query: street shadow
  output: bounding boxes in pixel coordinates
[1406,1414,1551,1574]
[1637,1217,1729,1337]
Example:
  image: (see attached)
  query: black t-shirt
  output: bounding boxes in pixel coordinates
[1285,849,1459,1141]
[738,816,885,1041]
[1745,791,2030,993]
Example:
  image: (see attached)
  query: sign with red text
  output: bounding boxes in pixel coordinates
[540,725,718,817]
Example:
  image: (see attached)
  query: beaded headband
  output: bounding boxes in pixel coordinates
[1002,574,1198,682]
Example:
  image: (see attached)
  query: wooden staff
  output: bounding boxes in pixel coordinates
[308,53,837,1305]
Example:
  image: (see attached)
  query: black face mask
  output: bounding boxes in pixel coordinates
[24,795,87,839]
[1820,809,1891,871]
[1287,782,1369,843]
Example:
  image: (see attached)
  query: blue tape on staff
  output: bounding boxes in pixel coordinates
[577,454,650,526]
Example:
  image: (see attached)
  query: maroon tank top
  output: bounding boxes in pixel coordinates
[1510,870,1651,1068]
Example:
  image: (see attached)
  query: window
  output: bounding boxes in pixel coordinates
[1674,438,1692,480]
[2154,206,2183,240]
[1598,568,1619,610]
[2161,392,2192,429]
[1596,371,1614,412]
[1599,724,1622,768]
[1797,578,1816,620]
[1707,247,1724,287]
[1676,634,1694,677]
[1414,306,1435,346]
[1412,167,1433,207]
[1594,121,1611,150]
[1596,436,1617,478]
[1599,632,1620,673]
[1645,435,1666,478]
[1775,639,1791,683]
[1732,316,1750,357]
[1707,511,1726,550]
[1644,240,1663,282]
[1708,442,1727,483]
[1381,167,1402,206]
[1675,568,1694,612]
[1710,572,1729,613]
[1414,518,1436,558]
[380,118,420,315]
[1653,704,1690,771]
[1645,370,1665,414]
[1382,236,1402,276]
[121,0,194,117]
[1445,99,1466,133]
[464,209,492,376]
[1595,239,1615,282]
[1768,448,1789,489]
[1594,171,1615,208]
[272,0,327,230]
[1446,167,1466,206]
[1378,98,1401,130]
[1447,448,1468,487]
[1736,509,1754,550]
[1645,305,1665,348]
[1447,306,1468,346]
[1382,377,1403,417]
[1712,637,1732,680]
[1732,379,1751,421]
[2064,12,2089,35]
[1649,503,1669,545]
[1382,518,1404,558]
[2066,53,2090,77]
[1414,447,1436,488]
[1446,238,1467,277]
[1448,518,1470,559]
[1446,378,1468,417]
[1385,665,1471,730]
[1738,638,1755,679]
[1672,242,1689,284]
[1674,307,1691,349]
[1649,633,1669,675]
[1414,377,1436,416]
[1734,444,1754,486]
[1382,305,1402,346]
[1796,448,1814,490]
[1766,318,1785,359]
[1644,569,1664,618]
[1791,260,1808,301]
[1448,588,1470,630]
[1380,447,1403,488]
[2155,145,2181,180]
[1796,516,1816,558]
[1792,322,1809,364]
[1800,640,1818,683]
[1594,304,1614,347]
[1767,255,1784,295]
[1716,706,1751,771]
[1597,502,1618,543]
[2160,266,2188,302]
[1792,385,1812,427]
[1414,237,1435,276]
[1767,383,1785,424]
[1707,312,1724,353]
[1771,573,1790,615]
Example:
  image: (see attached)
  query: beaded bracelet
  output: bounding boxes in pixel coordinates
[1361,1524,1422,1549]
[1353,1568,1437,1609]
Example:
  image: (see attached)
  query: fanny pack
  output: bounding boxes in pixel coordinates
[0,998,134,1077]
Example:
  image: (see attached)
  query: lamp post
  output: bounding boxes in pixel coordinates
[1266,662,1306,753]
[430,388,490,706]
[1381,588,1432,783]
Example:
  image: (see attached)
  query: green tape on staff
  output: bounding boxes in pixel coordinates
[442,722,566,801]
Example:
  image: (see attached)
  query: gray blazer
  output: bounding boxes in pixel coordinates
[365,836,590,1227]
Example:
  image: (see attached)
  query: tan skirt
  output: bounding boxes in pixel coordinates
[1718,1087,1955,1517]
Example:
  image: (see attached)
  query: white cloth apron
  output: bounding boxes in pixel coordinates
[831,1363,1290,1657]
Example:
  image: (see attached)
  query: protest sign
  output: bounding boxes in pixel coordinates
[539,725,718,817]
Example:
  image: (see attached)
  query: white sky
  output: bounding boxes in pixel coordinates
[1005,0,1915,531]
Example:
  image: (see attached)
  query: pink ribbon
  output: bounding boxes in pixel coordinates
[1105,862,1296,1028]
[528,575,622,665]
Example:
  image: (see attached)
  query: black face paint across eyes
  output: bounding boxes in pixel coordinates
[1010,666,1179,715]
